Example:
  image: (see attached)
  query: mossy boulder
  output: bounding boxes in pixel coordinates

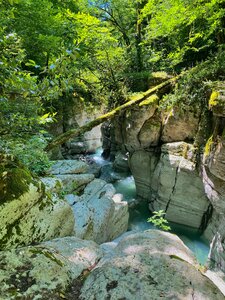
[0,237,103,300]
[0,153,33,204]
[0,153,74,250]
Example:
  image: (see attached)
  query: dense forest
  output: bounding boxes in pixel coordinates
[1,0,225,172]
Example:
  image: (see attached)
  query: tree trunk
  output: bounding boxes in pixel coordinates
[45,75,179,152]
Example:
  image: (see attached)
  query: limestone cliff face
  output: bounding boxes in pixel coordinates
[102,84,225,272]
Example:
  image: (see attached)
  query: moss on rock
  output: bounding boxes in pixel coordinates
[0,153,74,250]
[209,91,219,107]
[139,94,159,107]
[0,153,33,204]
[208,82,225,117]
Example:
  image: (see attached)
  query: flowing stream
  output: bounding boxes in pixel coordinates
[90,148,210,265]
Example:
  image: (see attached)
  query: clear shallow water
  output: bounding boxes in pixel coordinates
[114,176,136,201]
[91,148,210,265]
[89,148,110,166]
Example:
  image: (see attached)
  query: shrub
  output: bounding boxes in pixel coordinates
[0,135,52,176]
[147,210,171,231]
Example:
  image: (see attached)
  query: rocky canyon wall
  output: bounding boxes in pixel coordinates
[102,84,225,272]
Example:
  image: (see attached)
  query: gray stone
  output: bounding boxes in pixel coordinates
[68,141,87,154]
[80,230,224,300]
[43,236,103,275]
[49,159,89,175]
[204,211,225,273]
[139,113,161,147]
[87,162,101,177]
[40,176,62,193]
[161,107,199,143]
[113,152,130,173]
[205,269,225,296]
[73,179,129,243]
[115,103,157,153]
[129,150,158,199]
[202,166,225,214]
[64,194,79,206]
[150,142,210,228]
[56,173,94,193]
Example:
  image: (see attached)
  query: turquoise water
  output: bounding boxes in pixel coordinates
[114,176,136,201]
[114,175,210,265]
[91,149,210,265]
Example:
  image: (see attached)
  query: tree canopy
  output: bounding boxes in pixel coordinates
[1,0,225,173]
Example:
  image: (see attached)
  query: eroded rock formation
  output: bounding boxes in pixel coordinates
[102,83,225,273]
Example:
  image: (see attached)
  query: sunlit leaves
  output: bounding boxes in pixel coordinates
[141,0,225,69]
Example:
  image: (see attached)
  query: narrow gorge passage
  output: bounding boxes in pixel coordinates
[90,147,210,265]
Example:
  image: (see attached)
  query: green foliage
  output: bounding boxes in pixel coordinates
[141,0,225,70]
[0,30,44,138]
[0,136,52,176]
[159,49,225,112]
[0,153,33,203]
[1,0,225,174]
[147,210,171,231]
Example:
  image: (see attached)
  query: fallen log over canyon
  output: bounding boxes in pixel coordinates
[45,75,180,152]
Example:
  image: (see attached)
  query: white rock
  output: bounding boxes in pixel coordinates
[73,179,129,244]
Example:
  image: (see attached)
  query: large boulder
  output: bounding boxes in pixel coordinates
[0,154,74,250]
[48,159,95,193]
[0,236,103,300]
[80,230,224,300]
[55,174,95,194]
[48,160,89,175]
[0,231,224,299]
[138,113,161,148]
[72,179,129,243]
[161,106,200,143]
